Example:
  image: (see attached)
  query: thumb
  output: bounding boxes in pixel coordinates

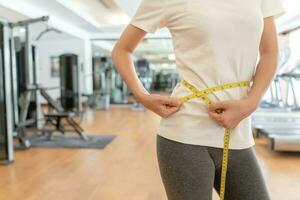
[208,101,230,112]
[161,96,182,107]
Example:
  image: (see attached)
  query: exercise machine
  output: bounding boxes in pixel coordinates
[39,88,88,141]
[9,16,49,149]
[132,59,153,111]
[90,56,129,109]
[60,54,81,113]
[259,47,291,108]
[37,53,88,140]
[90,56,111,109]
[0,19,14,164]
[153,68,179,92]
[280,62,300,110]
[110,67,129,104]
[252,47,300,151]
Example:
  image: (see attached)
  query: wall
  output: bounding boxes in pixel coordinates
[36,35,93,104]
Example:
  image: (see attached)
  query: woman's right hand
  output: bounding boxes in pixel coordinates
[137,93,183,118]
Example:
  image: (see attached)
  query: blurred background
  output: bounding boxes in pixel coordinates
[0,0,299,200]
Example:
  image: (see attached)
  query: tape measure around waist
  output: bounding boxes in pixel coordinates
[178,80,250,200]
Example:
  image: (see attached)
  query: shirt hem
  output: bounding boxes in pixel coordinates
[157,129,255,150]
[130,21,155,33]
[263,9,286,19]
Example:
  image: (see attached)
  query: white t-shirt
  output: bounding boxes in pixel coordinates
[130,0,285,149]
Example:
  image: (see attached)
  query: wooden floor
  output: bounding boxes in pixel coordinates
[0,105,300,200]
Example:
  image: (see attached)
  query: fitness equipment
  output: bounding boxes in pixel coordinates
[0,19,14,164]
[39,88,88,141]
[252,48,300,151]
[168,73,180,92]
[9,17,86,148]
[90,56,112,109]
[252,109,300,151]
[90,56,129,109]
[35,27,62,41]
[106,56,129,105]
[259,47,291,108]
[59,54,81,113]
[153,68,179,92]
[110,68,129,104]
[132,59,153,111]
[28,53,88,140]
[280,62,300,110]
[24,54,88,141]
[9,16,49,149]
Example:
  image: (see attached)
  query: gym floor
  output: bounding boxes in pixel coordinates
[0,105,299,200]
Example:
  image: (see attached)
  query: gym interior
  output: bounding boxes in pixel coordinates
[0,1,299,200]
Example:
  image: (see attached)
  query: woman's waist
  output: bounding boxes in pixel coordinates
[170,80,250,103]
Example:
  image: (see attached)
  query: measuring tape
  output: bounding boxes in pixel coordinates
[178,80,250,200]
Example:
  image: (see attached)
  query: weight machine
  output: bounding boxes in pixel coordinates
[8,16,49,149]
[0,19,14,164]
[90,56,112,110]
[8,17,88,148]
[90,56,129,109]
[39,54,88,141]
[132,59,153,111]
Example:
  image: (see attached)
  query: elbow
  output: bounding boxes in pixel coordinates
[111,43,133,71]
[111,43,131,64]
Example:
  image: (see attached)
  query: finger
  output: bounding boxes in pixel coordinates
[162,104,181,117]
[161,96,182,107]
[165,103,181,112]
[208,111,224,124]
[208,101,230,112]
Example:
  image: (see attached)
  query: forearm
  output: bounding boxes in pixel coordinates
[111,47,149,100]
[247,52,278,108]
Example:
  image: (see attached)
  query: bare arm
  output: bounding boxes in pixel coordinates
[208,17,279,128]
[112,25,149,99]
[247,16,279,107]
[112,25,182,117]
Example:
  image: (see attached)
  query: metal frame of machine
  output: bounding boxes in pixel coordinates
[0,19,14,164]
[8,17,49,149]
[252,46,300,151]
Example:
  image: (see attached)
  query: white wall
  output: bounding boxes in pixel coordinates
[37,36,93,103]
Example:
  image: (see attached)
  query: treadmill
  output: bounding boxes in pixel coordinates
[252,108,300,151]
[252,57,300,152]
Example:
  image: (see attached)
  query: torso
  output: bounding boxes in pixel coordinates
[158,0,265,149]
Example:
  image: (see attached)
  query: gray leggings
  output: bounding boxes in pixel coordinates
[156,134,270,200]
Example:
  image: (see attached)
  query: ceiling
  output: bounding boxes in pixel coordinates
[0,0,299,37]
[0,4,82,43]
[0,0,299,62]
[0,0,132,39]
[92,38,175,63]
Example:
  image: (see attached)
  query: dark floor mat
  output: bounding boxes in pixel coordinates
[26,134,116,149]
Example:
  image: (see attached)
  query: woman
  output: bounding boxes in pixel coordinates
[112,0,285,199]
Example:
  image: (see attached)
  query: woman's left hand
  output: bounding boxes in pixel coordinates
[207,98,258,129]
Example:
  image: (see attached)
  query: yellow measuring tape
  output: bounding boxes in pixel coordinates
[178,80,250,200]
